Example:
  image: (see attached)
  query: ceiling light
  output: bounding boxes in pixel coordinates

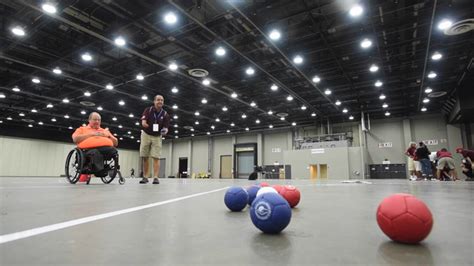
[164,12,178,24]
[195,121,199,125]
[312,75,321,83]
[97,106,103,111]
[374,80,383,87]
[385,111,391,117]
[141,95,148,100]
[421,107,427,112]
[438,19,452,30]
[349,115,354,120]
[202,78,210,86]
[230,123,235,127]
[271,84,278,91]
[241,114,247,119]
[81,53,92,61]
[292,122,296,126]
[31,108,37,113]
[32,78,40,84]
[267,110,273,115]
[175,136,178,139]
[280,117,285,121]
[136,73,144,80]
[231,92,238,98]
[174,124,178,127]
[342,108,348,113]
[215,47,226,56]
[201,98,207,104]
[301,105,307,110]
[105,84,114,90]
[427,72,437,79]
[207,132,211,135]
[172,104,178,109]
[269,125,273,129]
[245,127,249,131]
[11,26,25,36]
[256,119,260,124]
[382,103,388,108]
[215,118,220,122]
[53,67,62,74]
[114,36,126,46]
[211,125,215,130]
[62,98,69,103]
[28,124,33,128]
[335,100,341,106]
[0,94,5,99]
[42,3,57,14]
[431,52,442,60]
[119,100,125,106]
[311,113,316,117]
[51,118,56,122]
[287,95,293,101]
[360,38,372,49]
[12,87,20,92]
[118,125,123,128]
[19,113,25,117]
[64,115,69,119]
[171,87,178,93]
[173,115,178,119]
[369,64,379,72]
[194,111,200,116]
[169,63,178,71]
[349,4,363,17]
[250,101,256,107]
[222,106,228,111]
[424,87,433,93]
[112,117,117,121]
[80,110,86,115]
[84,91,91,97]
[324,89,332,95]
[269,29,281,40]
[293,55,303,64]
[423,98,430,103]
[226,129,231,133]
[379,94,386,100]
[46,103,53,108]
[245,67,255,75]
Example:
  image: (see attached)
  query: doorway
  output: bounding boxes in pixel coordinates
[310,164,318,179]
[320,164,328,179]
[236,151,255,179]
[158,158,166,178]
[179,157,188,178]
[220,155,232,179]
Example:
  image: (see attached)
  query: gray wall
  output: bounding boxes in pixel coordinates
[236,134,257,144]
[262,132,291,165]
[171,141,189,177]
[0,136,139,177]
[191,139,209,175]
[212,136,233,178]
[366,119,405,164]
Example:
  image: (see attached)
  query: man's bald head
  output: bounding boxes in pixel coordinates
[88,112,101,129]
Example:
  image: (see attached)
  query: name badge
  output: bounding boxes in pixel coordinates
[153,124,159,132]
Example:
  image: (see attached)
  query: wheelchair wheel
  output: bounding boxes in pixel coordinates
[101,155,118,184]
[65,148,84,184]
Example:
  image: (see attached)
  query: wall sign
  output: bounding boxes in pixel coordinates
[423,139,438,145]
[271,148,281,153]
[311,148,325,154]
[378,142,393,148]
[235,147,254,152]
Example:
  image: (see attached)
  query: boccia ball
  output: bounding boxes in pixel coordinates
[259,182,269,187]
[376,193,433,244]
[279,185,301,208]
[272,184,283,193]
[224,186,249,212]
[250,193,292,234]
[256,186,278,197]
[246,185,261,206]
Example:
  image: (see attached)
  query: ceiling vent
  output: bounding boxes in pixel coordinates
[80,101,96,107]
[188,68,209,77]
[276,112,288,118]
[444,19,474,35]
[428,91,447,98]
[22,119,35,123]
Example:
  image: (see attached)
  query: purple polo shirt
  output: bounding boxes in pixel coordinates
[141,106,170,136]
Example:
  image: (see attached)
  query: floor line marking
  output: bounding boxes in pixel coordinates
[0,187,228,245]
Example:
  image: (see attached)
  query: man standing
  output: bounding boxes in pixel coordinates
[139,95,170,184]
[436,148,458,181]
[416,142,433,180]
[405,142,418,180]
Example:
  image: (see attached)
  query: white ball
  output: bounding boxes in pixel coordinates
[256,187,278,198]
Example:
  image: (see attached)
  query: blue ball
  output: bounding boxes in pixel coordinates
[250,193,292,234]
[246,185,261,206]
[224,186,249,212]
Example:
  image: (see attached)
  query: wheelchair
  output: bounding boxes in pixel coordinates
[65,146,125,185]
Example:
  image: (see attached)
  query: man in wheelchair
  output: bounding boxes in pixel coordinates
[72,112,118,177]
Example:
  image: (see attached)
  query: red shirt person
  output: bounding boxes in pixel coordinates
[72,112,118,149]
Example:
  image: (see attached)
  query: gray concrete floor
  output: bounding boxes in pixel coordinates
[0,177,473,265]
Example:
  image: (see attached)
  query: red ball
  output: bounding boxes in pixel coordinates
[279,185,301,208]
[259,182,269,187]
[376,193,433,244]
[272,184,283,193]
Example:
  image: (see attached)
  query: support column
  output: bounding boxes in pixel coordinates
[447,124,464,176]
[167,141,173,178]
[188,139,192,177]
[257,133,263,166]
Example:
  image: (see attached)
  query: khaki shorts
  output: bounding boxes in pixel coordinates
[407,157,415,171]
[140,131,162,158]
[437,157,455,170]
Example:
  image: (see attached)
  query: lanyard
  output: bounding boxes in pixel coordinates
[152,107,164,123]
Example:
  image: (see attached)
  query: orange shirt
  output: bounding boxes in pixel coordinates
[72,125,114,149]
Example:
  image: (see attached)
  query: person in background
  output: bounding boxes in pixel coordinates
[456,147,474,163]
[416,142,433,180]
[436,148,458,181]
[139,95,170,184]
[461,158,473,181]
[405,142,419,181]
